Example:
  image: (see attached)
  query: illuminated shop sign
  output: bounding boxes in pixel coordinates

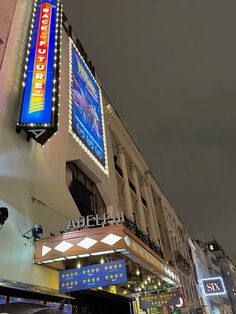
[17,0,62,144]
[59,259,127,293]
[67,212,124,230]
[201,277,226,296]
[69,38,108,175]
[140,293,183,309]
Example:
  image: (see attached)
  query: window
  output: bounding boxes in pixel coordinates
[211,257,219,267]
[128,179,136,194]
[66,162,106,217]
[158,223,165,246]
[114,155,123,178]
[141,195,147,207]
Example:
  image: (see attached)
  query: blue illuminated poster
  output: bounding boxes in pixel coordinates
[59,259,127,293]
[63,304,72,314]
[0,296,6,305]
[69,39,107,171]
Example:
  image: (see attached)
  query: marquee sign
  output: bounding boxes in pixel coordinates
[69,38,108,175]
[59,259,127,293]
[140,292,183,309]
[201,277,226,296]
[17,0,62,144]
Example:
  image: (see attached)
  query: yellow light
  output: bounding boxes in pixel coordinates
[136,269,140,276]
[109,286,117,294]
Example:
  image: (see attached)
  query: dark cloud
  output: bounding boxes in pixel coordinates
[62,0,236,259]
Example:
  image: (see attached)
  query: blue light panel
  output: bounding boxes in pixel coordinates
[59,259,127,293]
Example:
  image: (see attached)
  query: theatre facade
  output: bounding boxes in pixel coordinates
[0,0,197,313]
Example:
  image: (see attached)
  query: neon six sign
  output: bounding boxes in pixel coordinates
[201,277,226,296]
[17,0,62,144]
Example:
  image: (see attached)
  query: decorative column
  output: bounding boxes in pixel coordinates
[117,145,133,220]
[140,177,158,242]
[130,163,146,232]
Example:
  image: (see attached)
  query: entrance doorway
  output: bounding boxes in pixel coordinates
[71,289,133,314]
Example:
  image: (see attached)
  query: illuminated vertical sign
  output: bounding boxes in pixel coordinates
[17,0,62,144]
[69,38,108,175]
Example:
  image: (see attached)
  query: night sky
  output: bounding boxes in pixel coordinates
[62,0,236,259]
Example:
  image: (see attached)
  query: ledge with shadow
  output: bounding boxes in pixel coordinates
[0,302,66,314]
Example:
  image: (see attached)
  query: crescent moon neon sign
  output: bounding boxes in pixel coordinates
[176,297,184,308]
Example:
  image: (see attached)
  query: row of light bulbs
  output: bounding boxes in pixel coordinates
[42,1,63,146]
